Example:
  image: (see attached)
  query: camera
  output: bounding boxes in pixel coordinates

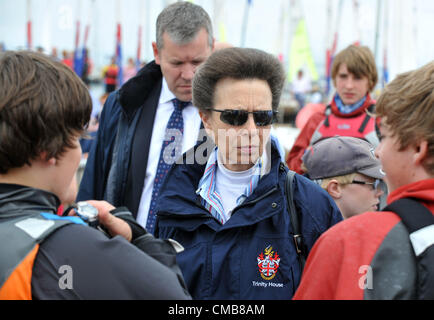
[63,202,109,236]
[73,201,100,228]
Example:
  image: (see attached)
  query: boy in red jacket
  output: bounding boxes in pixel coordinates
[287,45,379,174]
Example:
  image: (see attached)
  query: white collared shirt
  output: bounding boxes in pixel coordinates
[136,78,202,228]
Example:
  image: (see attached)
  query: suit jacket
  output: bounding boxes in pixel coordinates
[77,61,163,218]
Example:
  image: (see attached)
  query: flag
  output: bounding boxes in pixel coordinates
[73,21,84,77]
[288,19,319,83]
[116,23,123,86]
[81,25,90,79]
[136,25,142,71]
[382,49,389,87]
[26,0,32,50]
[27,20,32,50]
[325,32,338,96]
[218,22,227,42]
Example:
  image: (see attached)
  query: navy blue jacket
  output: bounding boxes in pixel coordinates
[156,143,343,300]
[77,62,164,217]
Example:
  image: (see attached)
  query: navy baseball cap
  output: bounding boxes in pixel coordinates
[302,136,385,180]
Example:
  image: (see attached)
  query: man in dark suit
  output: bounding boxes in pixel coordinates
[77,2,214,233]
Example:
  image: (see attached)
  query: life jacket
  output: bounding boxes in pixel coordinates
[0,211,85,300]
[383,198,434,300]
[309,104,379,147]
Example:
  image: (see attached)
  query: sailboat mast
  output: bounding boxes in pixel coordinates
[374,0,382,63]
[240,0,252,47]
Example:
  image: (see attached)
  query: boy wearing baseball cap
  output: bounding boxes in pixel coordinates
[302,136,385,219]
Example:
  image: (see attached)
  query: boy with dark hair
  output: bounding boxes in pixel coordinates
[0,51,190,300]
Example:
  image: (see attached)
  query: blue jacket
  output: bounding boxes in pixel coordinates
[156,143,343,300]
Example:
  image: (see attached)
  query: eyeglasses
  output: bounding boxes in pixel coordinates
[206,108,277,127]
[351,179,382,191]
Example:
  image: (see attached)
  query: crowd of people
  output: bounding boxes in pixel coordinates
[0,1,433,301]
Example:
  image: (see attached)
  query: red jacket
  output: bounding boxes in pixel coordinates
[293,178,434,300]
[286,95,376,174]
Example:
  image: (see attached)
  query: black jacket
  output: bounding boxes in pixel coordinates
[0,183,191,299]
[77,61,163,217]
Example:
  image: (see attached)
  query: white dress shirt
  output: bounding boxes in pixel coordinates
[136,78,202,228]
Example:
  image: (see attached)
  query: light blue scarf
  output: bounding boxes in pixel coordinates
[196,147,265,225]
[334,94,367,114]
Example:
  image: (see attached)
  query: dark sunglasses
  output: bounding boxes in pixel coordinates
[351,179,382,191]
[206,108,277,127]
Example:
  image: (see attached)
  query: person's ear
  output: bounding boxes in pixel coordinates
[211,37,215,52]
[326,179,342,199]
[38,151,56,166]
[414,139,428,166]
[199,110,215,141]
[199,110,212,130]
[152,42,160,65]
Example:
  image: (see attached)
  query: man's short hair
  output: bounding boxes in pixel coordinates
[156,1,213,50]
[0,51,92,173]
[376,61,434,175]
[331,45,378,92]
[193,47,285,112]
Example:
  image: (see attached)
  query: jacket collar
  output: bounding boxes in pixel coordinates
[118,60,163,117]
[0,184,60,219]
[330,93,373,118]
[156,139,283,220]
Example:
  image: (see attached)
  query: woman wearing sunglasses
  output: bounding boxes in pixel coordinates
[154,47,343,300]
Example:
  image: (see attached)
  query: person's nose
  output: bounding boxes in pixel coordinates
[345,77,355,89]
[375,187,384,197]
[244,114,258,131]
[181,64,195,81]
[374,143,381,159]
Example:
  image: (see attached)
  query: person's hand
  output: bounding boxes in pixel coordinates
[86,200,132,242]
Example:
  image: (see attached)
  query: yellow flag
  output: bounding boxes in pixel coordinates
[289,19,319,82]
[218,22,227,42]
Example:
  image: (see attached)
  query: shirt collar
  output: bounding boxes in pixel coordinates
[159,77,176,105]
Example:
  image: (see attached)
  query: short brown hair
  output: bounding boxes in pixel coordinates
[193,47,285,112]
[0,51,92,173]
[331,45,378,92]
[376,61,434,175]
